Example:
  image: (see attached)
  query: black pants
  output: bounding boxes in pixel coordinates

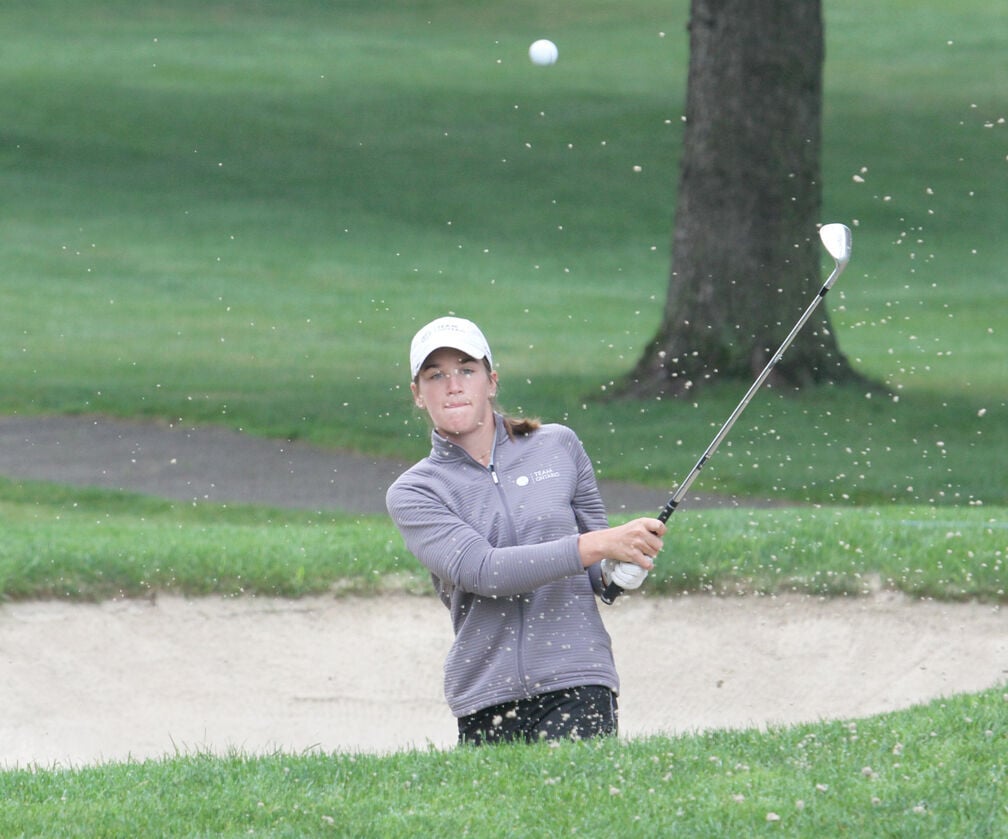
[457,685,618,746]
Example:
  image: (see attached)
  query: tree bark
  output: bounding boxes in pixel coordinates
[619,0,863,398]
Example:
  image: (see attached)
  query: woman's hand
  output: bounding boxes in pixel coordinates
[577,517,666,570]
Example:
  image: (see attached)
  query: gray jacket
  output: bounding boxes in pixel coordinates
[386,414,618,717]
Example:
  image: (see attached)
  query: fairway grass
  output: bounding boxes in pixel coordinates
[0,0,1004,504]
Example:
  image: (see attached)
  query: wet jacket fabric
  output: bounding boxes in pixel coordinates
[386,413,618,717]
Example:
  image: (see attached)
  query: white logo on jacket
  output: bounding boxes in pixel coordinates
[515,468,560,488]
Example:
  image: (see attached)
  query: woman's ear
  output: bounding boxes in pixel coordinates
[411,382,425,409]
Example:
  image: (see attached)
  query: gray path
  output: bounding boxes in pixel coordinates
[0,415,766,515]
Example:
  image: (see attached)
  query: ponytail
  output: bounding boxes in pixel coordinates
[501,414,541,439]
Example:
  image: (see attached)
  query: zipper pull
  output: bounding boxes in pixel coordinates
[489,463,499,485]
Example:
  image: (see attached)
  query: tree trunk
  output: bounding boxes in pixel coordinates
[619,0,862,398]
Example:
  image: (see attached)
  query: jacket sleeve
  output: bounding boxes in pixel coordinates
[567,432,610,596]
[386,481,585,598]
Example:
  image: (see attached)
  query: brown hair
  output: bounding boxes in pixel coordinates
[501,413,541,439]
[486,358,541,438]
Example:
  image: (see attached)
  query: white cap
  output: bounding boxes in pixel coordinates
[409,316,494,379]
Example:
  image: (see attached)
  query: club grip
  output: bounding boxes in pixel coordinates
[600,579,623,604]
[600,498,679,604]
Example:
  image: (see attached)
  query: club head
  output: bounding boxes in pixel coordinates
[819,223,852,266]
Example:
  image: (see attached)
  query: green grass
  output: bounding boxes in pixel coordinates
[0,0,1004,504]
[2,478,1003,604]
[0,480,414,601]
[2,687,1005,837]
[1,2,1006,833]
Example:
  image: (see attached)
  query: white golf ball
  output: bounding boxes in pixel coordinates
[528,39,558,66]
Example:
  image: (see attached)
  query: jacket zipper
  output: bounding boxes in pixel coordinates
[487,459,531,698]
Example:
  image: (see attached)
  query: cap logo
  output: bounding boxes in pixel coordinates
[409,316,493,378]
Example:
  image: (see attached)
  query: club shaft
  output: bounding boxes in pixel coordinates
[658,269,840,522]
[599,225,851,604]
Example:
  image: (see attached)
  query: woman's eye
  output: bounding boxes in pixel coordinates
[425,365,475,381]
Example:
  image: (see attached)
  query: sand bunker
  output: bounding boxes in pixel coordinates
[3,591,1004,767]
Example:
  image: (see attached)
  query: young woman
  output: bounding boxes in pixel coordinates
[386,316,665,745]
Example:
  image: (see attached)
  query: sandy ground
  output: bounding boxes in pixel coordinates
[2,592,1005,768]
[1,415,1006,768]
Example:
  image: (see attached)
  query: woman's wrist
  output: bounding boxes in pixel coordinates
[577,531,605,568]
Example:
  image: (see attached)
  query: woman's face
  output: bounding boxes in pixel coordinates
[411,347,498,441]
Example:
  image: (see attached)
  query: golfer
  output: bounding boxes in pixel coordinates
[386,316,665,745]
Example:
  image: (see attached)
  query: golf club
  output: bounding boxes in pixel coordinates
[601,223,853,604]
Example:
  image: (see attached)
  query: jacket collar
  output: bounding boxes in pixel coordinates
[430,412,506,464]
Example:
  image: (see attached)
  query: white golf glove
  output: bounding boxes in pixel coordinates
[600,558,649,591]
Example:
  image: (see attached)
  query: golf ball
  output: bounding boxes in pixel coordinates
[528,39,558,66]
